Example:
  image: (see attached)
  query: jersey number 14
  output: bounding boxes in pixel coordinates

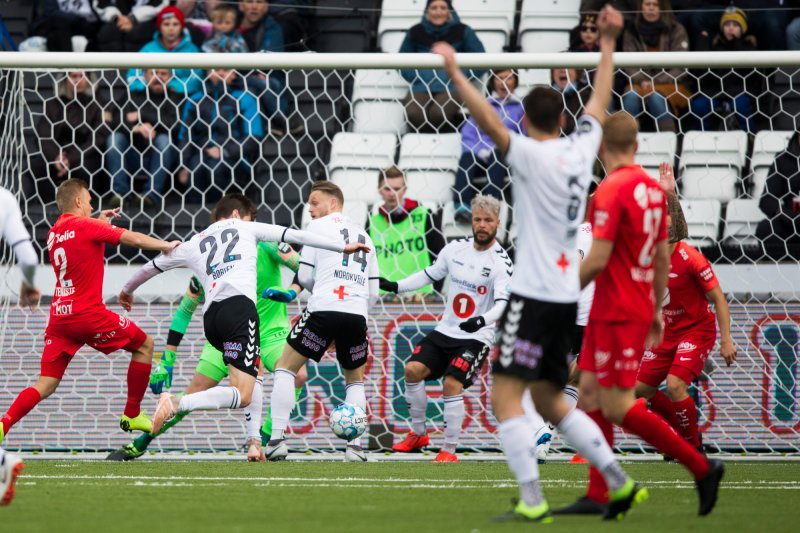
[340,228,368,272]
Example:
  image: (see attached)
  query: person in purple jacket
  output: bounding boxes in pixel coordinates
[453,69,524,222]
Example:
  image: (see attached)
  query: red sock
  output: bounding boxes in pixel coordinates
[672,396,701,447]
[124,361,151,418]
[1,387,42,434]
[649,389,681,431]
[622,400,709,480]
[585,409,613,504]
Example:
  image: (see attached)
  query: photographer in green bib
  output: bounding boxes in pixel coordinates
[366,166,445,301]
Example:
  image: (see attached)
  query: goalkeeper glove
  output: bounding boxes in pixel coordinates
[261,286,298,303]
[379,277,399,294]
[459,316,486,333]
[149,349,176,394]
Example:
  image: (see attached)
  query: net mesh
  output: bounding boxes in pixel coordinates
[0,61,799,454]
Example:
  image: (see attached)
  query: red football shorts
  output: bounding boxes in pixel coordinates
[41,310,147,379]
[637,328,716,387]
[578,320,649,388]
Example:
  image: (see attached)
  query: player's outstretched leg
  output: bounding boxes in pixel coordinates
[0,376,59,445]
[119,336,155,434]
[0,449,24,506]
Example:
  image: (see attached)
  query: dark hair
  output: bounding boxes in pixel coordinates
[490,69,518,93]
[523,86,564,133]
[212,193,257,221]
[56,178,89,213]
[378,165,405,187]
[310,180,345,207]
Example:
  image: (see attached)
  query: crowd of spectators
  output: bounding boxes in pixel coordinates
[12,0,800,250]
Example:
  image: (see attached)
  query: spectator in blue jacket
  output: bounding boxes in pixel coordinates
[202,4,248,53]
[453,69,523,221]
[400,0,485,133]
[238,0,302,136]
[177,68,265,203]
[126,7,203,95]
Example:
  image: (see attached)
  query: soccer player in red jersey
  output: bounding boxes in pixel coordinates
[0,179,179,445]
[636,163,737,450]
[577,113,724,517]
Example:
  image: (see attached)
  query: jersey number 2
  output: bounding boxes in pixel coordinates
[639,207,663,267]
[53,247,73,287]
[199,229,241,275]
[340,228,368,272]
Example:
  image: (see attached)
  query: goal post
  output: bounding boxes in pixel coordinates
[0,51,798,455]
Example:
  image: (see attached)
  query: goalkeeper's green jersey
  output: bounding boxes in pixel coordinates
[169,241,300,344]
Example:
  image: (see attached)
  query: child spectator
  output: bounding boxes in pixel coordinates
[551,67,592,135]
[106,68,181,208]
[94,0,169,52]
[570,13,600,52]
[453,69,523,221]
[177,68,264,204]
[691,7,759,133]
[202,4,248,53]
[126,7,203,96]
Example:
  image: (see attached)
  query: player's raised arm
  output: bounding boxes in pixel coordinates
[582,5,624,125]
[119,230,181,254]
[378,245,450,294]
[119,245,190,310]
[250,222,370,254]
[432,42,511,156]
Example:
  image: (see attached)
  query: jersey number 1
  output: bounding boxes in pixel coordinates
[340,228,368,272]
[199,229,242,275]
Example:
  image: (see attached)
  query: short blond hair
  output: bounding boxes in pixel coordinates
[56,178,88,213]
[471,194,501,218]
[602,112,639,155]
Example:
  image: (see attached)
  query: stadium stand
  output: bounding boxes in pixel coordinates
[750,130,793,198]
[350,69,410,134]
[679,131,749,202]
[518,0,580,53]
[683,199,723,249]
[398,133,462,205]
[635,132,678,181]
[328,132,398,203]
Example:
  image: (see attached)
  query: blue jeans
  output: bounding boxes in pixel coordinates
[107,131,174,199]
[691,93,756,133]
[244,74,288,118]
[621,89,671,121]
[453,150,507,206]
[787,17,800,51]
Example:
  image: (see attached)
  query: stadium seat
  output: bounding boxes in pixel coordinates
[351,69,410,134]
[518,0,580,53]
[515,69,551,98]
[301,199,369,229]
[328,133,398,203]
[679,131,748,201]
[311,0,377,53]
[767,68,800,131]
[636,132,678,181]
[377,0,426,53]
[723,199,764,247]
[398,133,461,204]
[682,199,722,248]
[441,199,510,242]
[750,130,792,199]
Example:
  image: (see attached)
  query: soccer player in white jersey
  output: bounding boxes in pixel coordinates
[265,181,379,462]
[434,5,645,523]
[120,193,369,434]
[379,195,512,463]
[0,186,40,505]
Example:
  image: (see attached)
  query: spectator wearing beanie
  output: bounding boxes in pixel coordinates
[399,0,486,133]
[691,7,759,133]
[126,7,203,95]
[94,0,169,52]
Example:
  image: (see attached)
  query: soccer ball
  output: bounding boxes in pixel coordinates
[329,403,368,441]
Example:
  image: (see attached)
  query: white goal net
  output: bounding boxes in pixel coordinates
[0,52,798,454]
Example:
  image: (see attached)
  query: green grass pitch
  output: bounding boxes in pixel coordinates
[4,460,800,532]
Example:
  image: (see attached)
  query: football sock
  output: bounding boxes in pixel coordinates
[245,377,264,439]
[345,381,366,448]
[268,369,297,440]
[133,410,187,450]
[405,381,427,435]
[1,387,42,435]
[564,385,579,411]
[557,408,627,492]
[178,386,241,412]
[622,399,710,479]
[649,389,681,430]
[498,416,541,506]
[584,409,612,503]
[672,396,701,447]
[261,388,302,444]
[521,388,548,436]
[124,361,151,418]
[442,394,464,454]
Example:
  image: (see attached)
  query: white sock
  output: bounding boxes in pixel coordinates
[405,381,427,435]
[556,408,628,491]
[178,386,241,412]
[522,388,551,438]
[498,416,542,506]
[269,369,297,441]
[442,394,464,454]
[564,385,579,411]
[244,377,264,439]
[345,381,367,448]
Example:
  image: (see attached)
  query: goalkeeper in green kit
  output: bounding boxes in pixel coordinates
[107,240,306,461]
